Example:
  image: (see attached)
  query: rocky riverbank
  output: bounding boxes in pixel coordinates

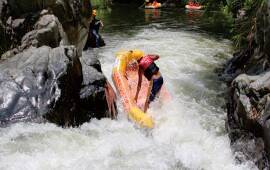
[221,0,270,168]
[0,0,117,127]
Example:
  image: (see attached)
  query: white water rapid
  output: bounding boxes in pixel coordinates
[0,17,257,170]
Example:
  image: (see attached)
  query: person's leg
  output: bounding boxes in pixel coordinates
[92,29,100,47]
[149,76,163,102]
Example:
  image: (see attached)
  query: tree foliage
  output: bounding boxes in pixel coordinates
[205,0,268,50]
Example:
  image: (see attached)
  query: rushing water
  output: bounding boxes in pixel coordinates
[0,6,257,170]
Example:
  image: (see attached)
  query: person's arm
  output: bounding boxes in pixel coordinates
[100,20,104,28]
[135,67,143,102]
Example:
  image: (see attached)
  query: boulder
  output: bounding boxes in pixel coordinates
[0,46,82,126]
[228,72,270,143]
[0,44,118,126]
[19,14,62,51]
[227,72,270,168]
[0,46,117,126]
[0,0,117,127]
[78,54,117,122]
[0,0,92,55]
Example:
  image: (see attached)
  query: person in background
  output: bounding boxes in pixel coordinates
[188,0,200,6]
[152,0,159,6]
[135,54,163,111]
[90,9,104,47]
[145,0,151,6]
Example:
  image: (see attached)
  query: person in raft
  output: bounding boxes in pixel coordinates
[91,9,104,47]
[145,0,151,6]
[135,54,163,109]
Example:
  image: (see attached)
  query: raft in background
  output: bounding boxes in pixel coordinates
[112,50,170,128]
[185,4,203,10]
[145,2,162,9]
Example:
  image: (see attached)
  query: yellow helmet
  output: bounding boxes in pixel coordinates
[131,50,144,60]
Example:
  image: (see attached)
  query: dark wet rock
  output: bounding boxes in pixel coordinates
[229,130,268,169]
[0,46,117,126]
[0,0,117,126]
[3,13,41,50]
[1,13,63,60]
[0,46,81,126]
[0,0,5,16]
[0,0,92,54]
[228,73,270,142]
[226,73,270,168]
[78,53,117,122]
[82,54,102,72]
[83,32,105,49]
[19,14,62,51]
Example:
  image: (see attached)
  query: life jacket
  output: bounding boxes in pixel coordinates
[139,55,156,71]
[139,55,159,80]
[90,18,101,32]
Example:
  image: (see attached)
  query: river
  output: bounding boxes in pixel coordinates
[0,5,257,170]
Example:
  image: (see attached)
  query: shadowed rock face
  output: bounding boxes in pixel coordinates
[1,0,92,56]
[227,73,270,168]
[0,0,117,126]
[77,53,117,123]
[223,1,270,168]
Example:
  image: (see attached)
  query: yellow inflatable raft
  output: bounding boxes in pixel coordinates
[112,50,154,128]
[112,50,170,129]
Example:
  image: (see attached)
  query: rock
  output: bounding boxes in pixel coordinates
[0,0,117,127]
[19,14,62,51]
[227,72,270,168]
[0,46,82,126]
[1,48,18,60]
[83,31,105,49]
[229,130,268,169]
[0,46,117,126]
[51,0,92,54]
[78,53,117,122]
[4,14,41,49]
[0,0,92,55]
[0,0,7,21]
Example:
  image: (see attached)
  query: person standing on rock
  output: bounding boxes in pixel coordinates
[90,9,104,47]
[135,54,163,111]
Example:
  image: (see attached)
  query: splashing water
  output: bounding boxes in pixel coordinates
[0,8,258,170]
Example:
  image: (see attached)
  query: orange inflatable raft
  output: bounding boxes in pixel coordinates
[185,4,203,10]
[112,50,169,128]
[145,2,162,9]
